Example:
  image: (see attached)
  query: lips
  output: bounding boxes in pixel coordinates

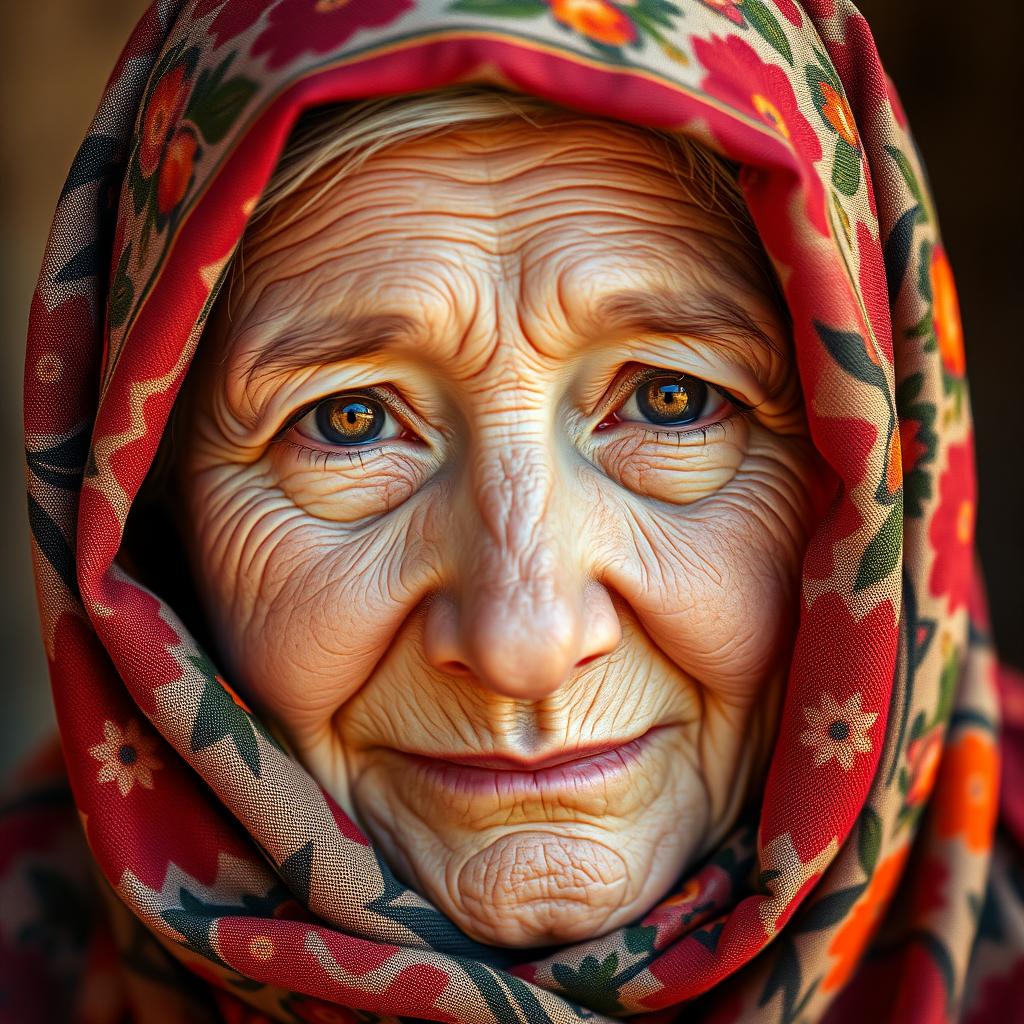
[395,726,663,799]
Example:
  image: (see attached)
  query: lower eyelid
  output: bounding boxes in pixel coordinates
[274,437,390,467]
[639,419,731,444]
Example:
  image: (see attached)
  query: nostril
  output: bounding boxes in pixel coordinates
[575,653,600,669]
[441,659,472,676]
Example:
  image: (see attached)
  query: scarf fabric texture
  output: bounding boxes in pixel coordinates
[9,1,1024,1020]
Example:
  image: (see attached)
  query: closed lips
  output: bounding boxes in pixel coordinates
[396,726,666,797]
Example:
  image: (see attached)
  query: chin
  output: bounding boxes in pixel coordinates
[330,722,716,948]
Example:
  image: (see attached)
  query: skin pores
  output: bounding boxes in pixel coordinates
[173,116,823,948]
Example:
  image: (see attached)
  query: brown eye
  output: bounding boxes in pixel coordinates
[618,372,724,427]
[291,392,404,448]
[317,397,384,444]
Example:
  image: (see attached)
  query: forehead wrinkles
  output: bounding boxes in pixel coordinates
[239,119,730,267]
[218,120,777,384]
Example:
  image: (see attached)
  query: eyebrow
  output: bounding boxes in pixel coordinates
[234,286,784,402]
[235,312,416,389]
[594,289,785,357]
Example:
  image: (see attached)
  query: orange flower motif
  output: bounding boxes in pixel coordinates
[140,65,190,178]
[933,732,999,852]
[156,127,199,216]
[930,246,965,376]
[823,846,910,991]
[661,877,702,909]
[549,0,637,46]
[819,80,857,148]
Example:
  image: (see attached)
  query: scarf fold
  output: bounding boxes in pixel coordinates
[9,1,1023,1020]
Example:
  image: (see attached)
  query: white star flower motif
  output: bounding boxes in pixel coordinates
[799,691,878,771]
[89,718,163,796]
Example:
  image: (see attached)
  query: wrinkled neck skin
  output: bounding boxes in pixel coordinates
[173,115,822,948]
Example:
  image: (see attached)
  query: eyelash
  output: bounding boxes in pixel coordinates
[636,421,731,445]
[276,437,391,468]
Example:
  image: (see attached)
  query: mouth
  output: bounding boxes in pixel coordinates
[394,725,666,798]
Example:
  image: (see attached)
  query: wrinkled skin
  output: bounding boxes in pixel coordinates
[174,115,824,948]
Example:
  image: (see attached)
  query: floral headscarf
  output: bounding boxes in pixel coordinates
[9,1,1024,1021]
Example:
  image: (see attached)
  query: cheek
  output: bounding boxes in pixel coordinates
[603,427,819,696]
[180,462,442,737]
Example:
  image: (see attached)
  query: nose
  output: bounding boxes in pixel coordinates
[422,445,621,701]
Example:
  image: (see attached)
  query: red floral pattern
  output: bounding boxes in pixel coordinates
[193,0,265,48]
[693,32,827,233]
[928,438,977,613]
[252,0,415,70]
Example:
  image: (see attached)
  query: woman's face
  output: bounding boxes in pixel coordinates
[176,115,820,948]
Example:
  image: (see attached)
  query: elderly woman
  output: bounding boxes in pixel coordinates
[7,1,1023,1021]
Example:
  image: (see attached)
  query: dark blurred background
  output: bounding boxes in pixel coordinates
[2,2,1021,775]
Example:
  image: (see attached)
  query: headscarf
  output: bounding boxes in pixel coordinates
[10,1,1024,1020]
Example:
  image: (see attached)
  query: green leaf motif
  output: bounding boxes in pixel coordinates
[832,136,861,196]
[758,935,821,1023]
[811,45,842,92]
[917,238,934,304]
[884,205,919,306]
[624,924,658,953]
[855,495,903,591]
[279,841,313,904]
[815,322,886,391]
[551,954,624,1015]
[793,884,866,933]
[108,244,135,329]
[446,0,547,15]
[187,653,278,777]
[634,0,683,30]
[909,709,927,742]
[188,56,258,145]
[741,0,793,64]
[936,642,959,728]
[693,921,724,951]
[896,371,937,518]
[162,889,225,964]
[885,144,928,222]
[857,806,883,876]
[162,884,286,965]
